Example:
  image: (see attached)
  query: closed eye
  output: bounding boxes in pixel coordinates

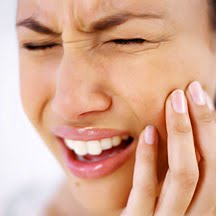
[23,43,59,51]
[23,38,145,51]
[110,38,146,45]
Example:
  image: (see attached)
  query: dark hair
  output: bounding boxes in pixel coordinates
[209,0,216,30]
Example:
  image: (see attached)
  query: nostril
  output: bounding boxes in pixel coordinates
[51,90,112,121]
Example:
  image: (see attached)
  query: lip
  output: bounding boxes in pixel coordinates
[51,126,130,141]
[57,138,136,179]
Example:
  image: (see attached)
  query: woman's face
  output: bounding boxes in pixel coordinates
[16,0,216,214]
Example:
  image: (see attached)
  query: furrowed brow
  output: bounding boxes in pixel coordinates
[16,11,163,35]
[16,17,61,36]
[90,12,163,32]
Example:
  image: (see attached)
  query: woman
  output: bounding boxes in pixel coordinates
[16,0,216,215]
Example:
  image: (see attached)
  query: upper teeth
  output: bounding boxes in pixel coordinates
[64,135,129,156]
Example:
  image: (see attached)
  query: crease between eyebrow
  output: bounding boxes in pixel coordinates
[16,10,164,36]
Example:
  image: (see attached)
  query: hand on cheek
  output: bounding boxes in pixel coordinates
[121,81,216,216]
[184,81,216,215]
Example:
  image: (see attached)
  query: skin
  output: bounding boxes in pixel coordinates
[16,0,216,215]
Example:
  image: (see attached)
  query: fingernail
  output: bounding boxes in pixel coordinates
[171,90,187,113]
[189,81,206,106]
[205,92,215,111]
[144,125,155,145]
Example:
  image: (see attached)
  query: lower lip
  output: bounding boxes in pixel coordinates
[58,138,136,179]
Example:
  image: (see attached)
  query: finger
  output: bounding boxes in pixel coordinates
[154,90,199,216]
[184,81,216,215]
[186,81,216,160]
[123,125,158,216]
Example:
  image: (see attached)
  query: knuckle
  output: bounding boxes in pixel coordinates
[173,118,192,134]
[142,182,157,197]
[143,153,155,165]
[172,168,199,189]
[197,111,214,123]
[138,150,155,165]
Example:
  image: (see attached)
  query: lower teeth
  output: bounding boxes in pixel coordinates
[77,151,120,162]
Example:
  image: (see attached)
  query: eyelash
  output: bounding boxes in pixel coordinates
[23,38,146,51]
[23,43,58,51]
[110,38,146,45]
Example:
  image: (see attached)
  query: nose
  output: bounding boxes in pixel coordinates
[51,52,112,122]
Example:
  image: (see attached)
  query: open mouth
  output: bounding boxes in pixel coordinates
[66,136,134,163]
[51,126,136,178]
[59,135,135,179]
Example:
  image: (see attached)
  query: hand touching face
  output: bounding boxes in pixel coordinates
[16,0,216,214]
[121,81,216,216]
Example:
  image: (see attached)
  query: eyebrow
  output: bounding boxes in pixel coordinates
[91,12,163,32]
[16,12,163,35]
[16,17,61,36]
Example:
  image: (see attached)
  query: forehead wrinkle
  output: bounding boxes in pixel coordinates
[64,0,122,30]
[63,0,166,33]
[65,0,115,30]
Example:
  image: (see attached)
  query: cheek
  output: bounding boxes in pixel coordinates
[19,56,57,125]
[107,42,214,124]
[105,43,214,182]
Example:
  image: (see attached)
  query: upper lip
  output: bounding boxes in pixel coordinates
[51,125,130,141]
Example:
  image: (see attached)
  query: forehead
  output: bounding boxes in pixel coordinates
[16,0,168,23]
[16,0,207,32]
[17,0,167,14]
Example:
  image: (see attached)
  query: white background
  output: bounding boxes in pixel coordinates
[0,0,64,213]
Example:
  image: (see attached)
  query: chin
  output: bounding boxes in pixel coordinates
[63,154,135,212]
